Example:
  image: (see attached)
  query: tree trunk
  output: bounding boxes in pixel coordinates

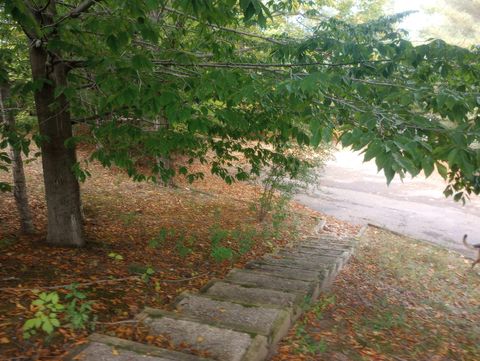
[0,85,35,234]
[155,116,175,187]
[29,45,84,247]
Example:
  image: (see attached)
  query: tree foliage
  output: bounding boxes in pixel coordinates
[1,0,480,207]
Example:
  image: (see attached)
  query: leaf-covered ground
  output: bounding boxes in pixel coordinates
[0,148,358,360]
[271,227,480,361]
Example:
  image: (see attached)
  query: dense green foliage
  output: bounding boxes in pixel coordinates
[1,0,479,203]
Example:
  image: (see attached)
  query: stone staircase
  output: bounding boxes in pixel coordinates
[66,234,355,361]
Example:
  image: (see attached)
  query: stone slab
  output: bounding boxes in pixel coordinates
[175,293,291,342]
[204,281,302,309]
[245,261,327,282]
[258,255,337,273]
[300,245,353,256]
[65,334,212,361]
[225,269,319,298]
[140,309,268,361]
[277,250,342,262]
[302,240,353,249]
[288,246,347,257]
[276,251,344,270]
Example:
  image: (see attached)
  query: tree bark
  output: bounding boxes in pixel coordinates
[155,116,175,187]
[29,45,84,247]
[0,85,35,234]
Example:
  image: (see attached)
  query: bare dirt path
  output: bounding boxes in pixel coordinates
[295,148,480,259]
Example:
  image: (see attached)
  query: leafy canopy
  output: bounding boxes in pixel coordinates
[1,0,480,201]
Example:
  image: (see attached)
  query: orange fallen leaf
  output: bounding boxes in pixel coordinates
[0,337,10,344]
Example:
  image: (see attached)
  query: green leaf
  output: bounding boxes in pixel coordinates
[421,157,434,177]
[384,166,395,185]
[23,319,37,331]
[41,319,54,334]
[436,162,448,179]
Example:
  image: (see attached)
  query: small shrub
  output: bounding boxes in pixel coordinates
[210,226,229,246]
[23,286,95,339]
[175,235,193,258]
[141,266,155,283]
[23,292,64,339]
[64,284,93,330]
[232,227,256,255]
[209,224,234,262]
[148,227,170,249]
[211,246,234,263]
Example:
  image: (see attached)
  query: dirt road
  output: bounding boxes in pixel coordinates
[295,149,480,259]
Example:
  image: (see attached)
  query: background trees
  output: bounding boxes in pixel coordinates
[1,0,479,247]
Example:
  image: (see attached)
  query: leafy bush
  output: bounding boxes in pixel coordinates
[23,292,63,339]
[209,225,234,263]
[211,246,235,262]
[256,143,332,222]
[23,285,94,339]
[175,235,193,258]
[232,227,256,255]
[64,284,93,330]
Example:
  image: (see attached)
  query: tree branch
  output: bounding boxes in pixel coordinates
[154,59,395,70]
[44,0,102,28]
[162,6,290,45]
[68,0,101,18]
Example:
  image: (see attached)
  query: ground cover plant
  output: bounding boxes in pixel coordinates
[272,227,480,361]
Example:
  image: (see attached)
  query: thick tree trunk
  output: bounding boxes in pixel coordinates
[29,45,84,247]
[0,85,35,234]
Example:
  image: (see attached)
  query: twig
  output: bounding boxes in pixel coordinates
[0,276,141,292]
[0,273,210,292]
[0,277,19,282]
[93,319,138,325]
[159,272,210,283]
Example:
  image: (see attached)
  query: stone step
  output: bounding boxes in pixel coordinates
[275,251,345,270]
[65,333,213,361]
[139,308,268,361]
[289,245,349,257]
[291,241,354,255]
[257,254,337,273]
[303,239,354,249]
[244,261,326,282]
[277,249,342,262]
[174,293,291,344]
[225,269,320,299]
[202,281,304,320]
